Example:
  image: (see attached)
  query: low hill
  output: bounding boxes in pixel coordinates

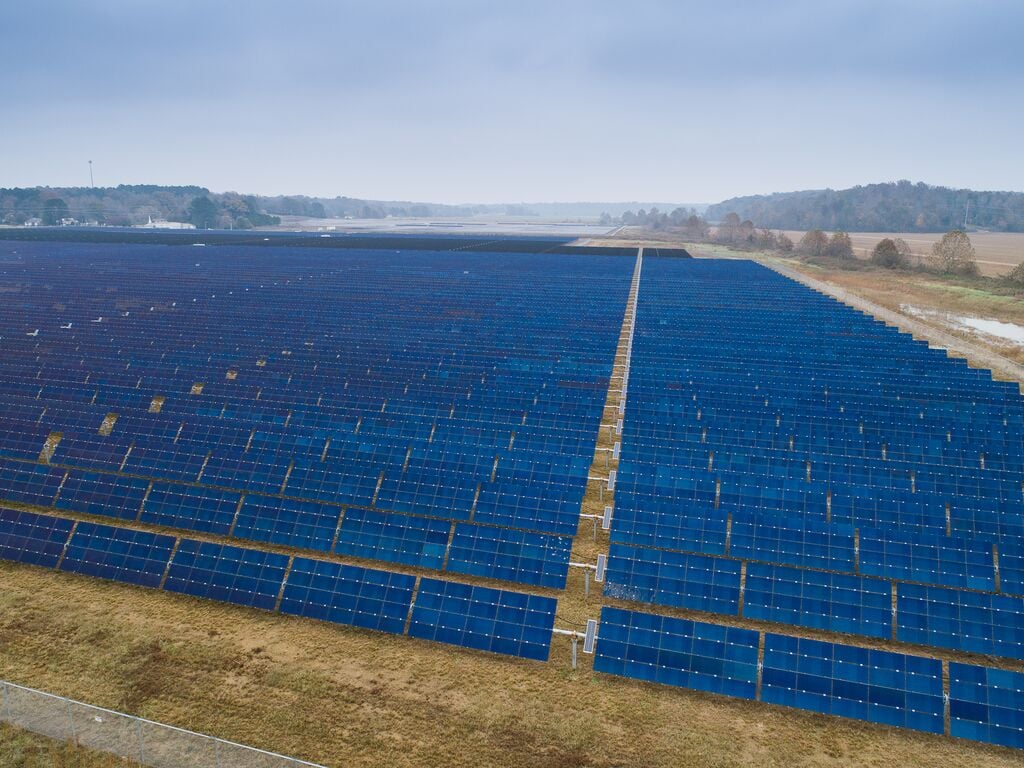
[705,181,1024,232]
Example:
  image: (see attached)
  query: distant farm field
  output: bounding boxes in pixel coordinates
[781,231,1024,276]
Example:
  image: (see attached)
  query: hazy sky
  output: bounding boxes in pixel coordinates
[3,0,1022,204]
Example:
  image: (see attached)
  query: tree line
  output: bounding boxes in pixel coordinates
[703,180,1024,233]
[0,186,504,228]
[0,186,280,229]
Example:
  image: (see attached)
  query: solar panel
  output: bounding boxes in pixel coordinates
[999,543,1024,597]
[949,662,1024,750]
[0,459,64,507]
[593,606,760,699]
[231,495,341,552]
[896,582,1024,660]
[140,484,241,536]
[743,562,892,639]
[729,514,855,572]
[163,539,288,610]
[859,532,995,591]
[334,508,450,570]
[608,501,728,555]
[54,470,149,521]
[60,521,175,588]
[603,543,741,614]
[0,507,74,568]
[407,577,556,661]
[445,523,571,589]
[278,556,415,634]
[760,633,944,733]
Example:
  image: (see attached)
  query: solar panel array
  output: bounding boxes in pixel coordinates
[0,507,557,660]
[0,239,634,599]
[4,234,1024,750]
[599,255,1024,747]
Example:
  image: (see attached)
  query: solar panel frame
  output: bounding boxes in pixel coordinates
[407,577,556,661]
[593,606,760,699]
[278,556,415,634]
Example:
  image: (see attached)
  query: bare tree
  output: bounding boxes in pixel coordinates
[871,238,906,268]
[796,230,829,258]
[1003,261,1024,287]
[929,230,978,275]
[892,237,916,267]
[826,231,854,259]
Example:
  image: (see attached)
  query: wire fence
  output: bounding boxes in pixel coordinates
[0,679,327,768]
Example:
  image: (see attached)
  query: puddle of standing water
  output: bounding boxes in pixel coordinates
[900,304,1024,346]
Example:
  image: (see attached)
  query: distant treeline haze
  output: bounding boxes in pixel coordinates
[702,181,1024,233]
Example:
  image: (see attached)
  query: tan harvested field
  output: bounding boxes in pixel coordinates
[780,231,1024,277]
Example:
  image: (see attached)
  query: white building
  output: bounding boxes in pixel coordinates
[136,216,196,229]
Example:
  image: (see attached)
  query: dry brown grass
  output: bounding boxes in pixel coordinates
[4,561,1024,768]
[0,722,136,767]
[778,231,1024,277]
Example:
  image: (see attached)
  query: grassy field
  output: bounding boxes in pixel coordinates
[1,722,137,768]
[779,231,1024,277]
[5,561,1024,768]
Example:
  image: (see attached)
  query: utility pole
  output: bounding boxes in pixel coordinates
[963,199,969,230]
[88,160,94,188]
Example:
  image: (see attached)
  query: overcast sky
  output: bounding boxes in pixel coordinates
[2,0,1022,204]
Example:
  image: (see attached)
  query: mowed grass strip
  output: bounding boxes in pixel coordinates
[2,562,1022,767]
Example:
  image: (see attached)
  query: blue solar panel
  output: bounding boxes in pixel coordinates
[760,633,944,734]
[278,556,415,634]
[729,514,855,572]
[54,471,149,521]
[0,459,64,506]
[0,507,74,568]
[163,539,288,610]
[60,521,175,588]
[608,501,728,555]
[231,495,341,552]
[949,662,1024,750]
[593,606,759,699]
[445,523,571,589]
[334,508,450,570]
[140,484,241,536]
[859,532,995,591]
[896,582,1024,660]
[603,543,741,614]
[1000,543,1024,597]
[743,562,892,639]
[407,578,556,661]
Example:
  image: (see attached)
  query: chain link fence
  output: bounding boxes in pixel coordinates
[1,679,327,768]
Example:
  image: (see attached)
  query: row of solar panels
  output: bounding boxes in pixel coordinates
[594,606,1024,750]
[0,507,558,662]
[0,461,575,590]
[608,500,1024,585]
[603,543,1024,659]
[621,461,1024,505]
[622,262,1022,413]
[0,245,632,550]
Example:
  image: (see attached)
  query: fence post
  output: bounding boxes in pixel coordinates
[66,699,77,745]
[215,738,222,768]
[137,717,145,764]
[2,681,12,723]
